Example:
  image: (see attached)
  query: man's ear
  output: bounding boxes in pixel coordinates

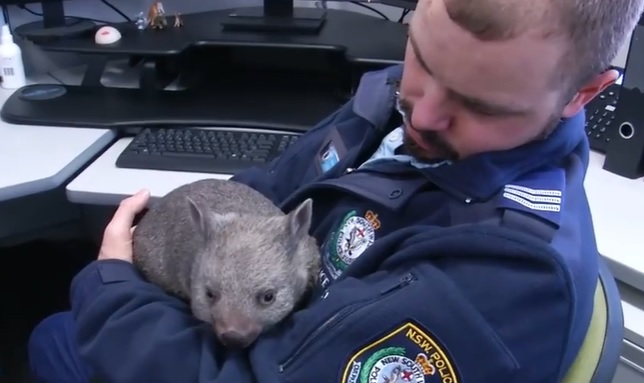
[561,69,619,118]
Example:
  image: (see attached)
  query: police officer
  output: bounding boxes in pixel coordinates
[27,0,644,382]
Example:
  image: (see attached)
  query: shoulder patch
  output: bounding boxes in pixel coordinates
[322,210,380,280]
[341,320,460,383]
[498,166,565,227]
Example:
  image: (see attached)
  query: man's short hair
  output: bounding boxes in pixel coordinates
[444,0,644,95]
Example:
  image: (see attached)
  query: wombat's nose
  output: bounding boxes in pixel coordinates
[219,331,256,349]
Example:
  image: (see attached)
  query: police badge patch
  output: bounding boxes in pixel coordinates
[341,321,460,383]
[322,210,381,279]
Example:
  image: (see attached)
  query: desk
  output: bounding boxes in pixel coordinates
[584,153,644,293]
[0,81,116,202]
[66,137,231,204]
[0,76,116,243]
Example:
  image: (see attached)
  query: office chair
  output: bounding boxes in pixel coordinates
[562,257,624,383]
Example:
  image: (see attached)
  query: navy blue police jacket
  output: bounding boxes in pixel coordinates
[70,64,599,383]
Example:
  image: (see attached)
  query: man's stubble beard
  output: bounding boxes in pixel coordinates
[398,97,564,162]
[398,96,460,162]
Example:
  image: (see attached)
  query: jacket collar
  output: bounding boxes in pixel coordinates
[351,64,588,202]
[420,111,587,202]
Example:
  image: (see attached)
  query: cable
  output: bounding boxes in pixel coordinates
[397,8,410,23]
[2,5,11,30]
[349,1,389,20]
[99,0,131,21]
[18,5,111,25]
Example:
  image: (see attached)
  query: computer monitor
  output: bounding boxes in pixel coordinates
[221,0,327,33]
[221,0,418,33]
[0,0,94,42]
[372,0,418,10]
[620,12,644,93]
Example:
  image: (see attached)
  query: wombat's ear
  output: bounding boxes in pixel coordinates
[187,196,214,242]
[286,198,313,238]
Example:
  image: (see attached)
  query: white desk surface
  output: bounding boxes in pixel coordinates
[66,137,231,204]
[584,153,644,288]
[0,78,116,202]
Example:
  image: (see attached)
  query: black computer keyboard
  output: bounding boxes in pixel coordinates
[116,127,301,174]
[585,83,620,153]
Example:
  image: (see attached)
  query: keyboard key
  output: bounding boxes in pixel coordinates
[585,83,621,153]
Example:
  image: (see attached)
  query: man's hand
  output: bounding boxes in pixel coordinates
[98,189,151,263]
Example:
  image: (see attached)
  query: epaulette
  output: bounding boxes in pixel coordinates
[352,65,403,131]
[496,166,565,242]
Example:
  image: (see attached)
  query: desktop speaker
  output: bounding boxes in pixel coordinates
[602,87,644,179]
[602,17,644,179]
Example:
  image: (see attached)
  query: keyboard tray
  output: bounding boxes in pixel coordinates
[0,84,344,132]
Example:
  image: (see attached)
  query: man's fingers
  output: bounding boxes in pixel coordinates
[130,225,138,235]
[110,189,151,231]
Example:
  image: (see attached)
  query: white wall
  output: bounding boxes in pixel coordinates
[614,36,631,67]
[0,0,632,75]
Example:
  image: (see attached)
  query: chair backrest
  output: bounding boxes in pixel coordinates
[562,258,624,383]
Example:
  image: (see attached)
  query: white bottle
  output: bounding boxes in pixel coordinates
[0,24,26,89]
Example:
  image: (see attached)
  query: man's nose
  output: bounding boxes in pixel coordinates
[410,88,452,131]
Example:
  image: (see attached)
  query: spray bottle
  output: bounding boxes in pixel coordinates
[0,24,26,89]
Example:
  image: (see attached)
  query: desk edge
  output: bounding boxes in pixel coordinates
[0,130,117,202]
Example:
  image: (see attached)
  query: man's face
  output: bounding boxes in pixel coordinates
[399,0,573,161]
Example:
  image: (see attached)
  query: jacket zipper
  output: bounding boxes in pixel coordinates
[278,273,416,373]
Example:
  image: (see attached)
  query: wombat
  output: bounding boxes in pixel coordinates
[131,178,320,348]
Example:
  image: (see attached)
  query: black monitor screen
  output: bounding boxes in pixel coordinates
[0,0,44,4]
[622,15,644,92]
[373,0,418,9]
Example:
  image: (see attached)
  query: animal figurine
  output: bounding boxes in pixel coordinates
[131,178,320,348]
[173,13,183,28]
[147,1,167,29]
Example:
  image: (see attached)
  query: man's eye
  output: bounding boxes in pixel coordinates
[465,102,501,117]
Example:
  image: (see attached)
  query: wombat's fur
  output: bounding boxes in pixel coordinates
[131,178,320,348]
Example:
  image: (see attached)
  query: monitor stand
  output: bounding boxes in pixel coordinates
[14,0,95,43]
[222,2,326,33]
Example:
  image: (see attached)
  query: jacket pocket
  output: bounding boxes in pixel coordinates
[278,272,416,374]
[267,262,522,383]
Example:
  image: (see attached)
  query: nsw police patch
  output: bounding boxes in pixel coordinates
[341,321,460,383]
[322,210,381,279]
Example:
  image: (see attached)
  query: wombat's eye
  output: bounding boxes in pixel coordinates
[257,290,276,305]
[205,289,218,301]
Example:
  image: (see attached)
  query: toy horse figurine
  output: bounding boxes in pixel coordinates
[147,1,168,29]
